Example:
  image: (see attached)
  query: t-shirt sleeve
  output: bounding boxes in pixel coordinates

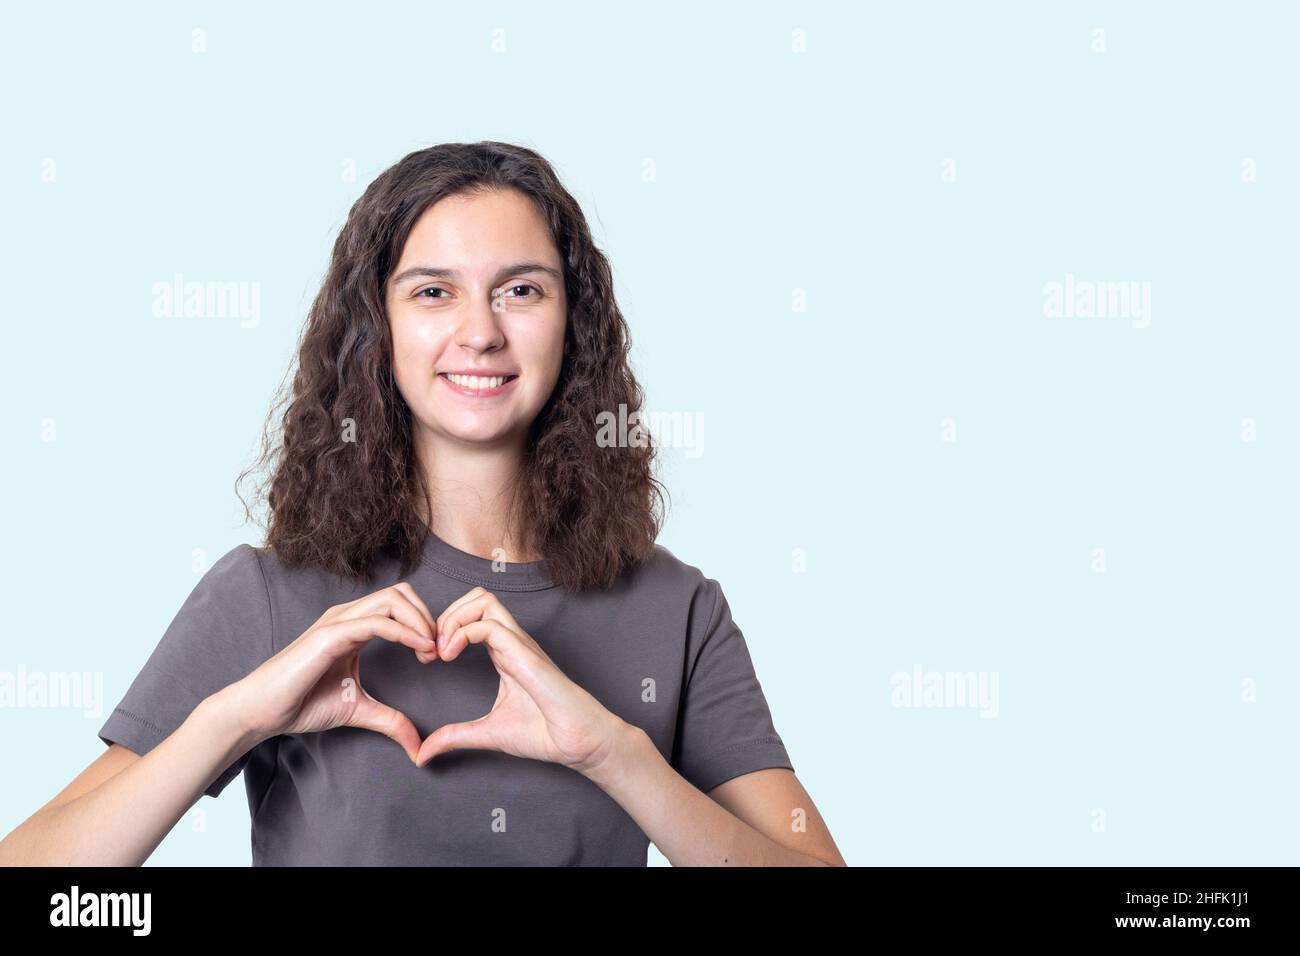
[97,543,276,799]
[671,577,794,794]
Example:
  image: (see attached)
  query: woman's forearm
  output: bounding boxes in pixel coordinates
[579,722,829,866]
[0,688,262,866]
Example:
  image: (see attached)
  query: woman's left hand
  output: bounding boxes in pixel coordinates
[414,586,625,774]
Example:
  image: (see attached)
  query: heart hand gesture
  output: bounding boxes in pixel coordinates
[230,582,439,762]
[415,586,624,775]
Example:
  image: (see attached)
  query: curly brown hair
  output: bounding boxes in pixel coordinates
[236,141,667,592]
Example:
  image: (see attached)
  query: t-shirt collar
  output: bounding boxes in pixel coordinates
[417,528,555,592]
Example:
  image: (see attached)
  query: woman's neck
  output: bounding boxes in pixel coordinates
[418,433,539,563]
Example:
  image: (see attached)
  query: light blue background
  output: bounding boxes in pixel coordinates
[2,1,1295,866]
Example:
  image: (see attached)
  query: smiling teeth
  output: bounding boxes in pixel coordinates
[446,374,507,389]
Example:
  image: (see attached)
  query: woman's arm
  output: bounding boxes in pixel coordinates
[0,687,258,866]
[580,721,846,866]
[1,581,446,866]
[422,587,846,866]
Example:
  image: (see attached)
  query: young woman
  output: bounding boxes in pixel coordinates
[0,142,844,866]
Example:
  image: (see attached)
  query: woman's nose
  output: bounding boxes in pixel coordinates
[454,293,506,351]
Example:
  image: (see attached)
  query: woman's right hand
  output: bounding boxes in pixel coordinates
[226,582,439,763]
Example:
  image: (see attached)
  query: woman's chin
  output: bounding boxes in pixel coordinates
[436,420,524,447]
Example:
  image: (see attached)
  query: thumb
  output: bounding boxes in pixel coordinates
[347,693,423,764]
[415,715,495,767]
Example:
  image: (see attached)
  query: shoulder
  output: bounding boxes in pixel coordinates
[203,542,374,652]
[184,544,275,617]
[230,540,385,610]
[620,542,723,613]
[229,541,375,608]
[227,541,363,591]
[200,542,269,588]
[199,542,348,610]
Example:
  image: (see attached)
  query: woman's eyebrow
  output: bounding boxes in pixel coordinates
[390,262,563,286]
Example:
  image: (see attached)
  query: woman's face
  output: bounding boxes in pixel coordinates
[385,187,567,449]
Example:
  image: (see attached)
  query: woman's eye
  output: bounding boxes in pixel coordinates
[502,283,540,299]
[417,284,539,301]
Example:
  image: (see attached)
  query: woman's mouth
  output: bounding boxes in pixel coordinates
[438,372,519,397]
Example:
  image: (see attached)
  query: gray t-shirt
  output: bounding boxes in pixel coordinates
[97,532,793,865]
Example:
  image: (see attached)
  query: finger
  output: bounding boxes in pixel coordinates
[391,582,443,663]
[440,593,530,659]
[343,588,437,642]
[341,587,440,662]
[316,614,438,660]
[435,588,523,649]
[439,617,509,661]
[443,620,569,710]
[392,581,438,637]
[479,590,522,633]
[348,694,423,764]
[435,586,489,641]
[415,713,495,766]
[436,595,499,660]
